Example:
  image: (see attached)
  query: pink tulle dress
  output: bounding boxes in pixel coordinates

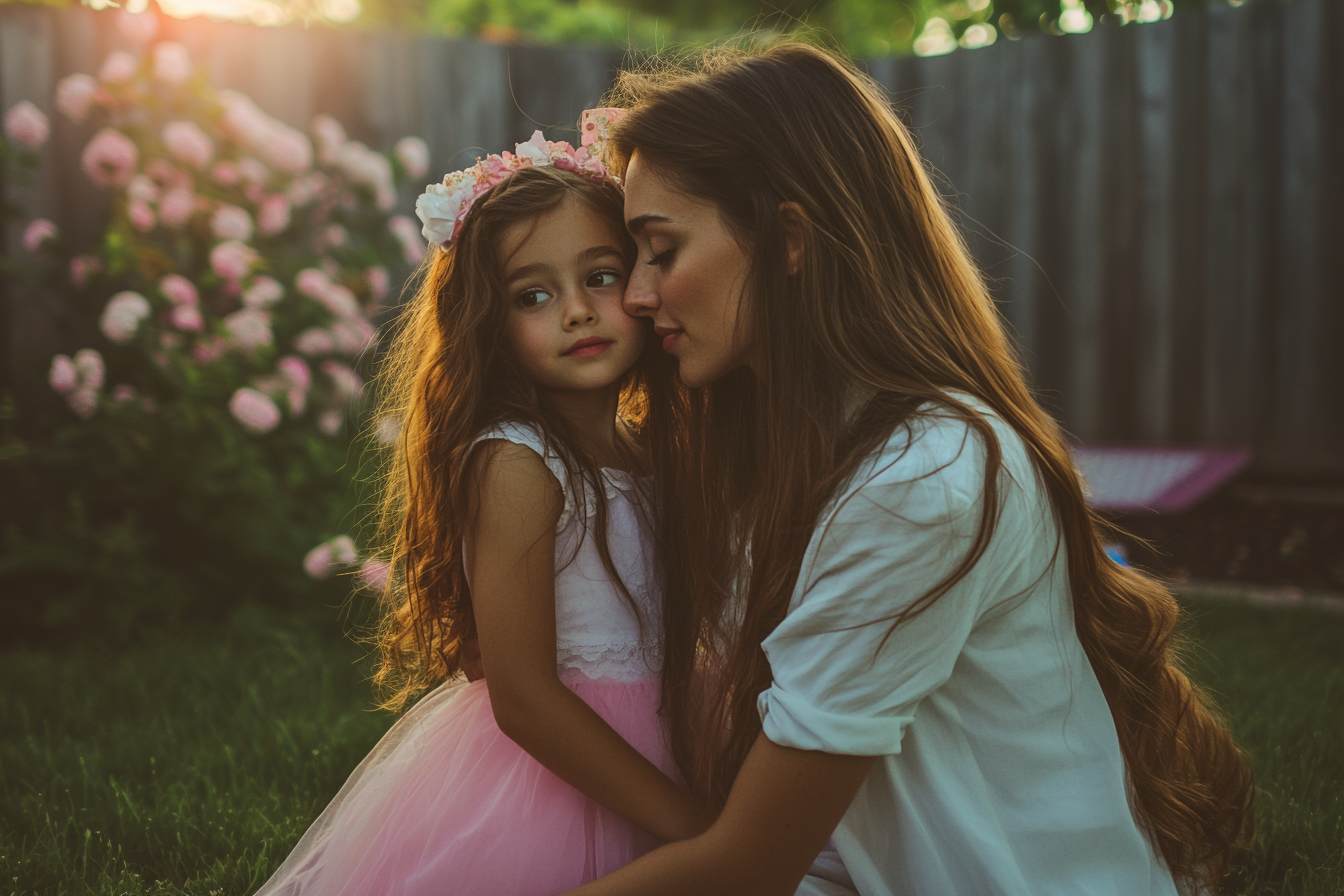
[256,422,672,896]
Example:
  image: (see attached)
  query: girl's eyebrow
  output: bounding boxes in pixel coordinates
[578,245,625,263]
[505,261,551,284]
[505,246,624,285]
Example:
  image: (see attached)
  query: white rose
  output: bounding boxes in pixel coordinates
[415,181,472,247]
[514,130,552,167]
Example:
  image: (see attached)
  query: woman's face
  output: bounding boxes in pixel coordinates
[622,152,753,388]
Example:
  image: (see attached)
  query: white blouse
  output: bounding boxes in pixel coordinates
[759,399,1179,896]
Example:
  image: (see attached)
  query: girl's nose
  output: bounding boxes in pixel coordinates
[623,263,659,317]
[563,292,598,328]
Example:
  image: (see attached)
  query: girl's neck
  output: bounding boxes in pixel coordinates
[541,385,629,469]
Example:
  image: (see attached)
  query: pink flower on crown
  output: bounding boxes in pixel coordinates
[82,128,138,188]
[55,74,101,123]
[5,101,49,149]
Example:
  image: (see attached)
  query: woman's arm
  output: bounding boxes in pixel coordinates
[467,442,716,843]
[561,732,875,896]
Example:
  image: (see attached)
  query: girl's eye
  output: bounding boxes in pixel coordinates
[645,248,674,268]
[586,270,622,289]
[517,289,552,309]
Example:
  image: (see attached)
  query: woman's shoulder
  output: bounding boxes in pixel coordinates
[844,392,1036,522]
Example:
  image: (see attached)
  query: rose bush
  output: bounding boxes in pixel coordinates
[0,18,426,639]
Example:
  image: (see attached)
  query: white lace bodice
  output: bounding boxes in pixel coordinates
[473,422,661,682]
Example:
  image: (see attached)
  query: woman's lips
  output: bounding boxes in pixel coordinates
[563,337,613,357]
[653,326,683,352]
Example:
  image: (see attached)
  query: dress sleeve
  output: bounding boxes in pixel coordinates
[757,414,1012,757]
[473,421,575,531]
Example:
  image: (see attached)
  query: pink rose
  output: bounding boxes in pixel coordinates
[158,187,194,228]
[319,223,348,249]
[311,114,347,165]
[55,74,100,123]
[192,335,227,363]
[49,355,78,394]
[81,128,138,188]
[331,318,375,355]
[152,42,193,85]
[265,129,313,176]
[210,161,239,185]
[394,136,430,179]
[303,542,334,579]
[110,384,138,403]
[22,219,57,252]
[73,348,105,390]
[277,355,311,391]
[256,194,291,236]
[69,255,102,288]
[158,273,199,306]
[242,275,283,308]
[100,291,151,344]
[127,174,158,203]
[169,304,203,332]
[357,558,391,592]
[320,359,363,402]
[210,204,254,241]
[316,410,342,436]
[162,120,213,169]
[388,215,425,264]
[99,51,139,85]
[127,199,156,232]
[294,327,334,356]
[328,535,357,565]
[116,9,160,44]
[237,157,270,185]
[209,240,258,281]
[319,284,359,319]
[295,268,330,299]
[228,387,281,434]
[4,101,49,149]
[223,308,272,348]
[365,266,390,301]
[68,388,98,419]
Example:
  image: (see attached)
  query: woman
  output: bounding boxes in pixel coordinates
[565,43,1254,896]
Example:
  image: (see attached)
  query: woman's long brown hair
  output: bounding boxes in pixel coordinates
[368,165,655,712]
[609,42,1254,891]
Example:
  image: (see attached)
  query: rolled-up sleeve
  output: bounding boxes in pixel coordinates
[758,419,1004,756]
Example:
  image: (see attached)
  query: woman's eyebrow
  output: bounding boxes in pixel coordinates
[626,213,671,235]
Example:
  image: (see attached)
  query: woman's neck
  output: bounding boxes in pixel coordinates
[540,385,628,468]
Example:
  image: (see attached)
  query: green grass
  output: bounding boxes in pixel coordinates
[1,597,1342,895]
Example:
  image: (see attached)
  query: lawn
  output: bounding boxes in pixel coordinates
[1,596,1341,895]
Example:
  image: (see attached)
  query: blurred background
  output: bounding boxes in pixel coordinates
[0,0,1340,892]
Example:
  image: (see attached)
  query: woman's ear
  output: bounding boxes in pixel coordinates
[779,201,810,276]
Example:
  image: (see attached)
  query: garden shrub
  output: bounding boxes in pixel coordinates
[0,14,426,641]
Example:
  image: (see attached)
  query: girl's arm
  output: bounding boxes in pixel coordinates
[561,732,875,896]
[467,442,716,844]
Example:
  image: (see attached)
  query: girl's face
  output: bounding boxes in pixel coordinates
[500,196,644,394]
[621,153,753,388]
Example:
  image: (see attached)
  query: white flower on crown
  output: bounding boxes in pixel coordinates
[513,131,552,167]
[416,179,476,248]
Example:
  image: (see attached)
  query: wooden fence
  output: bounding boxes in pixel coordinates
[1,0,1339,474]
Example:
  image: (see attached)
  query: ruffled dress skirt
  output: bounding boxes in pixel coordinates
[255,671,673,896]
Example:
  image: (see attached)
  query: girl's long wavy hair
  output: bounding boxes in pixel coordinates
[609,41,1254,891]
[369,165,653,712]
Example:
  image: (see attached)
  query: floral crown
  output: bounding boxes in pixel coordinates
[415,108,626,249]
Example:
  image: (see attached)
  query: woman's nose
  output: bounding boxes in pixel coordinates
[623,263,659,317]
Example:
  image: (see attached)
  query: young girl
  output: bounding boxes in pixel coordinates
[256,131,711,896]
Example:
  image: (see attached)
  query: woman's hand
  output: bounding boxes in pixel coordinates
[562,733,876,896]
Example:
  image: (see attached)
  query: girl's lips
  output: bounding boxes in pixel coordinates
[563,337,613,358]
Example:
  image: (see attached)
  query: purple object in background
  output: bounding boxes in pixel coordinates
[1072,446,1252,513]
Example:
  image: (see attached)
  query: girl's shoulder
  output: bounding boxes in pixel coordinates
[473,420,576,527]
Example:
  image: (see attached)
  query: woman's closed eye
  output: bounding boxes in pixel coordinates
[645,248,674,268]
[516,288,553,309]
